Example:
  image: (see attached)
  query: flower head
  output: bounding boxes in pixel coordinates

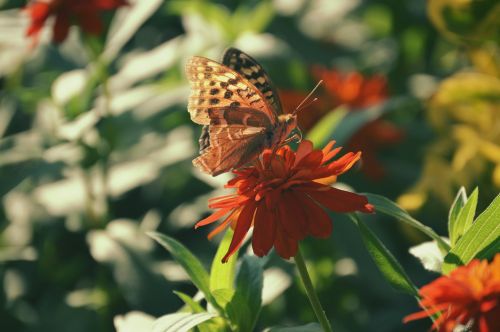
[313,68,388,108]
[196,140,374,262]
[404,254,500,332]
[25,0,127,44]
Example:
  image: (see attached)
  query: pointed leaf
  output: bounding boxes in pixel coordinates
[348,214,418,296]
[227,255,263,332]
[147,232,219,310]
[174,292,218,332]
[442,193,500,274]
[450,188,478,246]
[210,228,237,292]
[364,193,450,252]
[448,187,467,242]
[264,323,322,332]
[153,312,215,332]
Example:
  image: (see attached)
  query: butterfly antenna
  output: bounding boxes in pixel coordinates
[293,80,323,115]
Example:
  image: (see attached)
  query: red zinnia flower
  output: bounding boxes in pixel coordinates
[196,140,374,262]
[313,68,388,108]
[25,0,127,44]
[404,254,500,332]
[313,67,404,180]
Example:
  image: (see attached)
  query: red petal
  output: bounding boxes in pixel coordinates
[293,191,332,238]
[77,12,103,35]
[304,186,374,213]
[252,203,276,257]
[207,209,239,240]
[327,151,361,175]
[276,191,308,240]
[94,0,128,9]
[53,12,70,43]
[222,201,256,262]
[273,224,298,259]
[294,140,313,166]
[195,208,231,228]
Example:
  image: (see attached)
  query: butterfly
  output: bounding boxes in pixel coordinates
[185,48,300,176]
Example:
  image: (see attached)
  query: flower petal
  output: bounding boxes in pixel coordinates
[303,186,374,213]
[53,12,71,43]
[222,201,257,262]
[294,140,313,166]
[276,191,308,240]
[252,203,276,257]
[195,208,231,228]
[274,223,298,260]
[292,191,332,238]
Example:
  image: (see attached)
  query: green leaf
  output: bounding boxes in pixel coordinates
[442,193,500,274]
[327,97,415,145]
[448,187,467,241]
[264,323,322,332]
[348,214,419,296]
[450,188,478,246]
[153,312,215,332]
[364,193,450,252]
[174,291,205,313]
[227,255,264,332]
[147,232,219,311]
[174,291,219,332]
[306,107,348,147]
[210,229,237,292]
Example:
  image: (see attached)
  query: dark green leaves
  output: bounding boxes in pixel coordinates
[364,193,450,252]
[147,232,219,310]
[348,214,419,296]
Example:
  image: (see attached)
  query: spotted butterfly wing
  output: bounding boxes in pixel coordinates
[186,55,279,176]
[222,47,283,115]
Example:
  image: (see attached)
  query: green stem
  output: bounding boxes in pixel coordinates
[294,247,333,332]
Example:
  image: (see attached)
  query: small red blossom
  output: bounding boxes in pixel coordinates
[313,68,388,108]
[25,0,127,44]
[313,67,404,180]
[404,254,500,332]
[196,140,374,262]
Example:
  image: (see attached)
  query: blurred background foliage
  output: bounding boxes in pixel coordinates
[0,0,498,331]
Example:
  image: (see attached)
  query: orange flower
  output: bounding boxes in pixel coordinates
[404,254,500,332]
[313,68,388,108]
[196,140,374,262]
[313,67,404,180]
[25,0,127,44]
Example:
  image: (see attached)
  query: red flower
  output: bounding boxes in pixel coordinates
[313,68,388,108]
[404,254,500,332]
[25,0,127,44]
[196,140,374,262]
[313,67,404,180]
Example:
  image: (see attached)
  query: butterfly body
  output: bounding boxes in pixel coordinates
[186,48,297,176]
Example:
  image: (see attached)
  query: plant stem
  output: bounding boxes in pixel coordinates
[294,247,333,332]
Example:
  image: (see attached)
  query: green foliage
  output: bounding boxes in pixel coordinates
[348,214,419,296]
[449,187,478,246]
[442,193,500,273]
[210,229,238,292]
[364,193,450,252]
[152,312,216,332]
[147,232,219,311]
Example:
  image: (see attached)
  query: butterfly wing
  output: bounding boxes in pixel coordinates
[193,125,267,176]
[222,47,283,115]
[186,56,277,175]
[186,56,278,124]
